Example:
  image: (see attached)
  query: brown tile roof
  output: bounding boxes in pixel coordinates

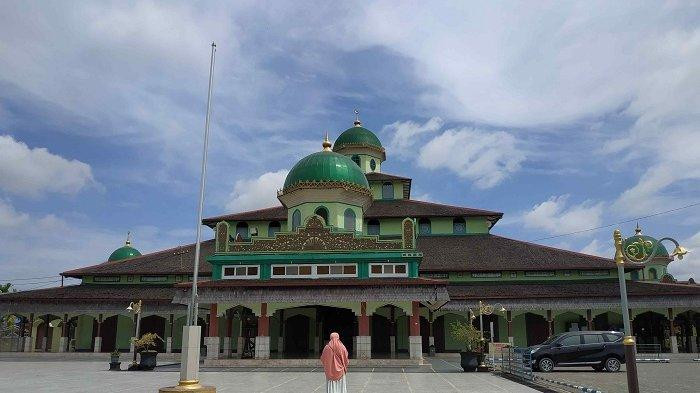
[365,172,411,181]
[61,240,215,277]
[417,235,638,272]
[0,285,179,303]
[447,280,700,300]
[202,199,502,226]
[179,277,447,289]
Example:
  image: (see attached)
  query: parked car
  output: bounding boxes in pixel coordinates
[529,331,625,372]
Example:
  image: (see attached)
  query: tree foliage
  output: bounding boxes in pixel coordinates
[449,320,484,352]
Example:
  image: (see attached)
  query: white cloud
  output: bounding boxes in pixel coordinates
[667,231,700,281]
[522,195,604,236]
[385,117,443,158]
[418,128,525,188]
[580,238,613,258]
[0,135,94,197]
[225,170,288,212]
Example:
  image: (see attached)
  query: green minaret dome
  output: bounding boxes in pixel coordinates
[332,121,383,152]
[283,136,370,191]
[622,226,669,259]
[108,233,142,262]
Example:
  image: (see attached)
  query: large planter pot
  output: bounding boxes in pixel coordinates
[139,351,158,370]
[460,351,480,372]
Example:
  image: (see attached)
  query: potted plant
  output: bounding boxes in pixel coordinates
[109,350,121,371]
[449,321,485,372]
[133,332,163,370]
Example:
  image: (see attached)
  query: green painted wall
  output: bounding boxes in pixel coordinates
[369,181,402,200]
[81,275,207,285]
[285,202,363,231]
[75,315,94,350]
[446,270,617,282]
[116,315,134,350]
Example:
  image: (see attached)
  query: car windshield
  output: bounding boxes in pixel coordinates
[540,333,564,345]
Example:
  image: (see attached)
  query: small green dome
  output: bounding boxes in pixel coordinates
[622,231,669,260]
[333,124,383,152]
[108,236,141,261]
[283,150,370,191]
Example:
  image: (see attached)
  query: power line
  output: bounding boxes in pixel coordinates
[531,201,700,242]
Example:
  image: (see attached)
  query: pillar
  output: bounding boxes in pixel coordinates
[546,310,553,336]
[506,310,514,344]
[42,313,49,351]
[129,314,137,355]
[586,309,593,331]
[668,308,678,354]
[389,307,396,358]
[314,308,320,356]
[223,310,232,357]
[255,303,270,359]
[356,302,371,359]
[24,313,34,352]
[57,314,69,353]
[428,310,435,356]
[277,309,284,356]
[409,301,422,360]
[691,324,698,352]
[94,314,103,353]
[204,304,220,360]
[166,314,174,354]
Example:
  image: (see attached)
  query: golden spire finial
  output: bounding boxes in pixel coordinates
[125,231,132,246]
[635,222,642,235]
[353,109,362,127]
[613,229,624,265]
[322,132,332,151]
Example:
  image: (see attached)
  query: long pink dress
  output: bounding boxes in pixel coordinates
[320,332,349,393]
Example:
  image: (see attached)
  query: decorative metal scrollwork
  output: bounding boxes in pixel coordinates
[624,236,655,262]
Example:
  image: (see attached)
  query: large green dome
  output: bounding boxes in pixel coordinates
[332,125,383,152]
[108,239,142,262]
[283,150,370,191]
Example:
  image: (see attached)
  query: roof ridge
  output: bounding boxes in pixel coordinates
[402,198,503,215]
[489,234,614,262]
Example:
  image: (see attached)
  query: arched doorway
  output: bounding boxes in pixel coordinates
[434,315,445,352]
[319,306,355,358]
[525,313,548,346]
[284,314,310,356]
[34,314,59,351]
[140,315,167,352]
[633,311,669,351]
[371,314,391,356]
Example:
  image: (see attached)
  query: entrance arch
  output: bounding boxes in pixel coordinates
[525,313,548,346]
[140,315,167,352]
[284,314,310,356]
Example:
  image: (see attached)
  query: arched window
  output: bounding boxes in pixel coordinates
[344,208,356,231]
[370,159,376,171]
[314,206,329,225]
[418,218,431,235]
[382,182,394,199]
[453,217,466,234]
[367,219,380,236]
[351,155,360,167]
[649,268,658,280]
[235,222,249,239]
[268,221,281,237]
[292,209,301,230]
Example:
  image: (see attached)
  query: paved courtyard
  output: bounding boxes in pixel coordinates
[0,359,540,393]
[535,362,700,393]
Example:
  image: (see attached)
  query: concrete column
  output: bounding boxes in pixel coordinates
[356,302,371,359]
[255,303,270,359]
[352,336,357,358]
[179,325,202,384]
[94,337,102,353]
[506,310,514,344]
[586,309,593,331]
[129,337,135,354]
[546,310,553,336]
[390,307,396,358]
[409,301,422,360]
[94,314,103,353]
[205,304,220,359]
[314,308,320,356]
[668,308,678,353]
[236,336,244,359]
[223,311,233,357]
[166,314,174,354]
[277,309,284,356]
[57,314,68,352]
[24,313,34,352]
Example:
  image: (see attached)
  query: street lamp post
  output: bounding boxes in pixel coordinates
[613,227,687,393]
[127,300,142,369]
[471,301,506,369]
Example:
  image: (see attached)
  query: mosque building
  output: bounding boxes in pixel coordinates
[1,116,699,363]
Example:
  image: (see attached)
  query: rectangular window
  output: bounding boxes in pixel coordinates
[270,264,357,278]
[369,263,409,277]
[222,264,260,279]
[420,273,448,279]
[94,276,120,282]
[579,270,609,276]
[140,276,167,282]
[524,271,555,277]
[470,272,502,278]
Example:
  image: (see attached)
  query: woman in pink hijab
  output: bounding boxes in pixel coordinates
[321,332,349,393]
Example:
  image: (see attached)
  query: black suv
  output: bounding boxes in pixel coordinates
[529,331,625,372]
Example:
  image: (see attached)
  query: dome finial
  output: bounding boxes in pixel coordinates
[353,109,362,127]
[322,132,332,151]
[635,222,642,235]
[125,231,132,246]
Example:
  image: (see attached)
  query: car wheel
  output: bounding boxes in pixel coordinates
[604,357,621,372]
[538,357,554,372]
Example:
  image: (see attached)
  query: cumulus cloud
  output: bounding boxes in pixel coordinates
[225,170,288,212]
[0,135,94,197]
[385,117,443,158]
[667,231,700,281]
[580,238,613,258]
[522,195,604,236]
[418,128,525,189]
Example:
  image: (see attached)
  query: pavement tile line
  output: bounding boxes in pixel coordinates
[258,366,318,393]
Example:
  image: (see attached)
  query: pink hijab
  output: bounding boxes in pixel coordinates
[321,332,349,381]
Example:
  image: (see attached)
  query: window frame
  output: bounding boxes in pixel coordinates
[268,221,281,237]
[381,182,394,199]
[292,209,301,230]
[270,263,358,279]
[453,217,466,234]
[235,222,249,239]
[221,264,260,280]
[418,218,432,235]
[343,208,356,231]
[368,262,409,278]
[367,219,380,236]
[314,206,329,225]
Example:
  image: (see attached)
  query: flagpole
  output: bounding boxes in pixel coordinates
[161,41,217,393]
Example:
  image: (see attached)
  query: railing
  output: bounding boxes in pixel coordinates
[498,346,534,381]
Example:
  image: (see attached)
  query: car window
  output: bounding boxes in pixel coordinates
[603,333,622,342]
[583,334,603,344]
[559,335,581,346]
[541,333,564,345]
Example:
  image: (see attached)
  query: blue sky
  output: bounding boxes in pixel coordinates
[1,1,699,289]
